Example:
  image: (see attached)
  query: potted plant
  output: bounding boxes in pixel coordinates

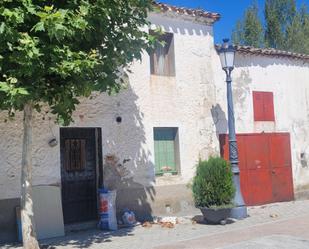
[192,157,235,224]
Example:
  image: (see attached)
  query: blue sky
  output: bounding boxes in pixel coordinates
[161,0,309,43]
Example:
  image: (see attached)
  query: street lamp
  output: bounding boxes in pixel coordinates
[217,39,247,219]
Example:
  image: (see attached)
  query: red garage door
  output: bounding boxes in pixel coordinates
[220,133,294,206]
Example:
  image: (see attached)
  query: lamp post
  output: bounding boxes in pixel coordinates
[217,39,247,219]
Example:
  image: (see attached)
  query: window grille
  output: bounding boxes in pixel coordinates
[64,139,86,171]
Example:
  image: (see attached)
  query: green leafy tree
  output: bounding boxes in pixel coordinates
[232,0,309,54]
[301,5,309,53]
[232,20,245,45]
[232,1,264,47]
[265,0,296,49]
[285,11,305,53]
[0,1,155,248]
[286,4,309,53]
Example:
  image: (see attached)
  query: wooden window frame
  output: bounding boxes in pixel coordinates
[149,31,176,77]
[253,91,275,121]
[153,127,180,176]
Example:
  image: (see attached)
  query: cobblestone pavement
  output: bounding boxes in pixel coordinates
[2,200,309,249]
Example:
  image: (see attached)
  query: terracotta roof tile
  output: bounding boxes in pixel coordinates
[235,46,309,61]
[153,1,220,22]
[216,44,309,61]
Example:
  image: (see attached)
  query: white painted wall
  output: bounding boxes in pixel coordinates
[0,14,219,200]
[230,54,309,190]
[213,53,309,190]
[1,13,309,202]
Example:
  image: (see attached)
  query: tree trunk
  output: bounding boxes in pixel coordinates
[21,103,40,249]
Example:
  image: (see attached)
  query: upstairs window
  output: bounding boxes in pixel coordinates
[253,91,275,121]
[150,31,175,77]
[154,127,179,175]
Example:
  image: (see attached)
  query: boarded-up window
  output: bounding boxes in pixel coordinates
[253,91,275,121]
[150,31,175,76]
[154,127,179,175]
[64,139,86,171]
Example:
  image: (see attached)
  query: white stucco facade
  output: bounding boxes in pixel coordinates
[1,12,309,206]
[231,55,309,190]
[0,13,220,201]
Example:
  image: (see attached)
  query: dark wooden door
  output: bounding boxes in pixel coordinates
[60,128,98,224]
[220,133,294,206]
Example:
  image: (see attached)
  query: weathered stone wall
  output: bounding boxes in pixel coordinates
[1,12,309,219]
[0,13,218,218]
[213,53,309,191]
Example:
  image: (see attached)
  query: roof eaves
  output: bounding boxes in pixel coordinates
[235,46,309,61]
[215,44,309,62]
[152,2,220,24]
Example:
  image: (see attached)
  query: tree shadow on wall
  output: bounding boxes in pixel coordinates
[99,84,156,222]
[36,85,156,249]
[103,154,155,222]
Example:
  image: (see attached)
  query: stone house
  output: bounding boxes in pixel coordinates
[1,2,309,243]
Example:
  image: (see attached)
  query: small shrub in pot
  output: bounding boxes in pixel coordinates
[192,157,235,223]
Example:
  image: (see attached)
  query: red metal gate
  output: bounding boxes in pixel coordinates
[220,133,294,206]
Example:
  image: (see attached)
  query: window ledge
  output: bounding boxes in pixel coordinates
[155,174,186,186]
[150,75,176,83]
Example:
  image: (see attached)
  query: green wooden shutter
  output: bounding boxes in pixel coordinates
[154,128,178,175]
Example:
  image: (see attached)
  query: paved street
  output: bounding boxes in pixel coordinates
[2,200,309,249]
[154,212,309,249]
[222,235,309,249]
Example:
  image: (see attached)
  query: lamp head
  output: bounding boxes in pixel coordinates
[218,38,235,70]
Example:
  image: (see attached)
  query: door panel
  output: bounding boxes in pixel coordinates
[269,134,294,202]
[244,134,269,170]
[271,167,294,202]
[60,128,98,224]
[269,134,292,168]
[243,134,272,205]
[247,170,273,205]
[220,133,294,206]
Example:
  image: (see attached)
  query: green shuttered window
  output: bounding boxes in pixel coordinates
[154,127,179,175]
